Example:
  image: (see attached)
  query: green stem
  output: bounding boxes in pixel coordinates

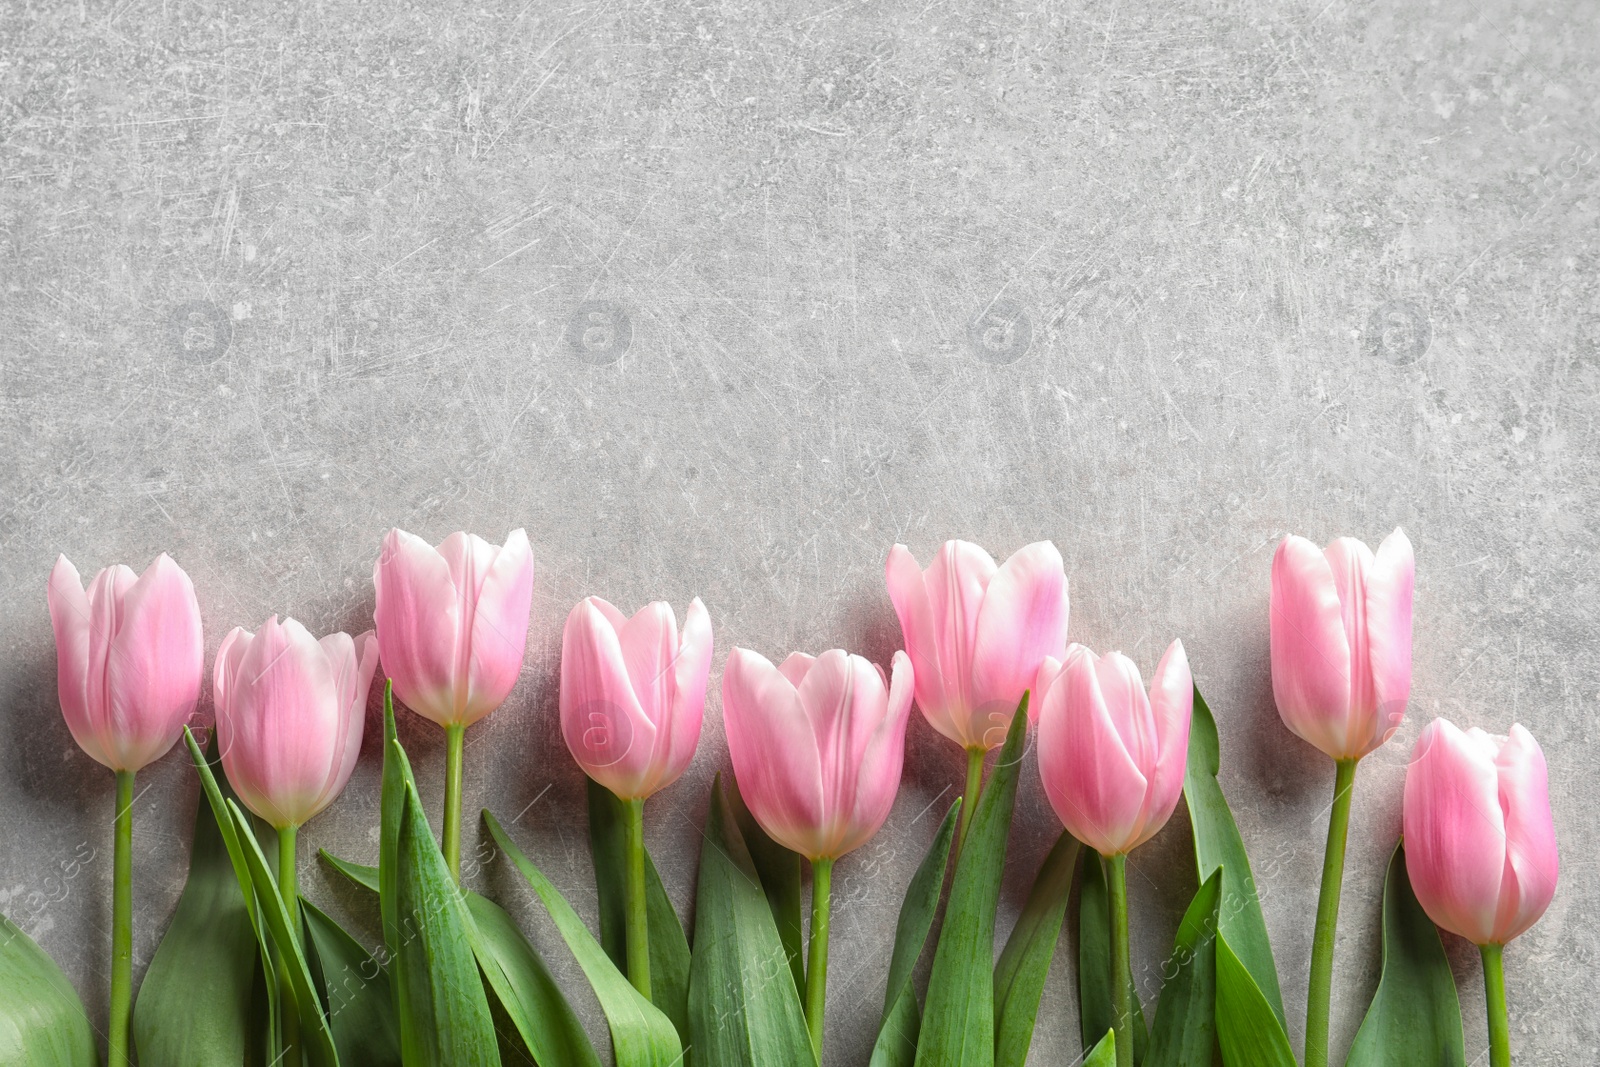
[1305,758,1358,1067]
[957,746,985,853]
[278,824,302,1067]
[443,723,465,883]
[623,796,652,999]
[1481,943,1510,1067]
[1108,853,1133,1067]
[108,770,134,1067]
[805,856,834,1062]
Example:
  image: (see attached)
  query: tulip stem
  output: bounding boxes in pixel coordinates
[623,796,652,1000]
[1107,852,1133,1067]
[1480,943,1510,1067]
[958,746,985,853]
[277,824,302,1067]
[805,856,834,1061]
[443,723,465,883]
[1306,757,1357,1067]
[108,770,134,1067]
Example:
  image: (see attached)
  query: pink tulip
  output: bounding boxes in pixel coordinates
[1403,718,1558,946]
[722,647,914,860]
[1036,641,1192,856]
[1270,529,1415,761]
[372,527,534,727]
[48,553,204,772]
[560,596,713,801]
[885,540,1068,751]
[214,617,378,829]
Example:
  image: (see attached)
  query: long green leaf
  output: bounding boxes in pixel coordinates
[730,780,807,1002]
[182,727,283,1065]
[321,852,380,894]
[224,798,342,1067]
[1086,1029,1118,1067]
[1215,936,1296,1067]
[465,892,602,1067]
[387,765,501,1066]
[869,801,961,1067]
[993,830,1079,1066]
[135,736,259,1065]
[685,775,814,1067]
[588,778,693,1042]
[1344,843,1465,1067]
[1183,686,1284,1022]
[0,912,96,1065]
[914,695,1029,1067]
[302,898,402,1067]
[1145,870,1221,1067]
[1078,848,1149,1064]
[482,809,684,1067]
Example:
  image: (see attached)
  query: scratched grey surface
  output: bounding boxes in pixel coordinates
[2,0,1597,1062]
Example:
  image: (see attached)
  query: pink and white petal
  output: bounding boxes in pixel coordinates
[105,554,203,770]
[1270,536,1354,757]
[1094,652,1154,773]
[924,541,996,716]
[885,544,948,723]
[1138,640,1194,847]
[462,529,534,724]
[1403,720,1507,945]
[83,565,138,760]
[657,597,713,792]
[971,540,1069,716]
[1366,528,1415,748]
[1323,537,1377,721]
[617,602,679,726]
[1045,652,1148,855]
[778,652,817,688]
[722,648,824,857]
[47,556,95,754]
[374,529,465,724]
[560,600,657,798]
[1492,725,1558,943]
[1031,655,1065,725]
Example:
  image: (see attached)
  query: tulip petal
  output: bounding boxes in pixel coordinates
[722,648,824,857]
[886,544,953,739]
[1366,528,1415,749]
[1030,655,1065,725]
[104,554,202,770]
[463,529,534,724]
[659,597,712,794]
[777,651,816,688]
[1403,720,1507,945]
[1095,652,1154,772]
[1141,640,1194,847]
[1038,649,1148,856]
[560,599,659,798]
[374,528,465,723]
[836,651,913,856]
[47,556,96,761]
[1492,725,1558,943]
[925,540,995,727]
[1270,535,1353,758]
[971,540,1068,726]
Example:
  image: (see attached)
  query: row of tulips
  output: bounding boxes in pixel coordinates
[5,526,1557,1067]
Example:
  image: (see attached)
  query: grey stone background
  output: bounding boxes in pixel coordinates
[1,0,1595,1062]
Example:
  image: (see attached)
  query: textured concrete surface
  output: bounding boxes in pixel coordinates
[2,0,1596,1062]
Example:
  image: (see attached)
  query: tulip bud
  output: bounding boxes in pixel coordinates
[214,617,378,829]
[372,527,534,727]
[885,539,1068,751]
[722,647,914,861]
[1036,641,1192,856]
[47,553,204,772]
[560,596,712,801]
[1270,528,1414,761]
[1403,718,1558,946]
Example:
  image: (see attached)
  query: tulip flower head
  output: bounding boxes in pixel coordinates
[214,617,378,830]
[1403,718,1558,947]
[47,553,205,773]
[885,539,1068,751]
[560,596,713,801]
[722,647,914,861]
[1270,528,1414,761]
[373,527,534,727]
[1036,640,1193,857]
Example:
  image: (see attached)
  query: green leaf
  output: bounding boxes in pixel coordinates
[135,735,260,1065]
[320,852,380,895]
[913,696,1030,1067]
[993,830,1079,1067]
[730,780,807,1002]
[869,800,961,1067]
[685,774,814,1067]
[482,808,684,1067]
[1183,686,1284,1023]
[1145,870,1221,1067]
[223,798,342,1067]
[587,778,693,1042]
[1077,848,1149,1065]
[1214,936,1296,1067]
[302,898,402,1067]
[1085,1029,1118,1067]
[0,912,96,1065]
[465,892,602,1067]
[1344,843,1465,1067]
[386,761,501,1066]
